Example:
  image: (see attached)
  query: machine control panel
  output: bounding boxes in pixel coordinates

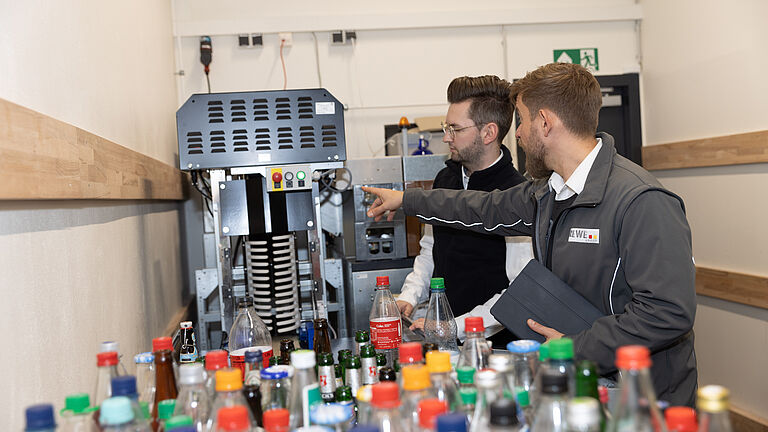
[268,165,311,191]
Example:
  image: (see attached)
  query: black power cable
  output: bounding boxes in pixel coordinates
[200,36,212,93]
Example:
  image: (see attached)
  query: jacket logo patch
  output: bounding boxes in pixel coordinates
[569,228,599,244]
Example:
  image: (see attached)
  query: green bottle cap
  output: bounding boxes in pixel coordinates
[456,366,476,384]
[165,414,194,428]
[345,355,362,369]
[516,389,530,407]
[539,341,551,361]
[335,385,353,402]
[355,330,370,343]
[157,399,176,420]
[139,401,150,420]
[430,278,445,291]
[376,353,388,367]
[459,388,477,405]
[360,344,376,358]
[61,393,96,415]
[549,338,574,360]
[318,352,334,366]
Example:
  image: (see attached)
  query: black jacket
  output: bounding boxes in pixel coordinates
[432,145,525,345]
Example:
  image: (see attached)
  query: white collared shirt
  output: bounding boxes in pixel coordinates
[548,138,602,201]
[461,149,504,190]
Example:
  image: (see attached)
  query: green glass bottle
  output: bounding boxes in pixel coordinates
[317,352,337,402]
[337,349,351,385]
[360,344,379,385]
[355,330,370,355]
[375,353,388,374]
[345,355,363,396]
[575,359,605,431]
[335,385,357,423]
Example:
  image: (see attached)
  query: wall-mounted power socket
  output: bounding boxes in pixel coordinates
[278,32,293,47]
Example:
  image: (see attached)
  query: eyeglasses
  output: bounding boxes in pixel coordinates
[441,122,486,139]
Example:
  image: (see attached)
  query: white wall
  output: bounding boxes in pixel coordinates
[0,0,182,429]
[641,0,768,417]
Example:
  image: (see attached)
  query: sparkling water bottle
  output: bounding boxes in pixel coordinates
[424,277,459,354]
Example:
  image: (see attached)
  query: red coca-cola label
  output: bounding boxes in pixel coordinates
[230,346,273,381]
[370,318,401,350]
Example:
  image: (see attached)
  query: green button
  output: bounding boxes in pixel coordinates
[297,171,306,180]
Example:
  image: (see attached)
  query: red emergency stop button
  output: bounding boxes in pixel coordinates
[272,171,283,183]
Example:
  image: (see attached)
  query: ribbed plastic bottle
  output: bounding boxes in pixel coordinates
[565,397,603,432]
[531,370,570,432]
[456,317,491,370]
[204,350,229,398]
[369,276,402,368]
[206,368,255,432]
[397,342,424,388]
[456,366,477,423]
[173,363,211,430]
[470,369,504,432]
[606,345,666,432]
[423,277,459,353]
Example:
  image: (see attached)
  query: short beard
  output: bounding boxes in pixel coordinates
[451,134,484,166]
[522,131,552,179]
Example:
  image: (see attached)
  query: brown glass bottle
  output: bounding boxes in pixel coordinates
[279,339,295,365]
[313,318,332,354]
[152,349,178,431]
[243,383,264,426]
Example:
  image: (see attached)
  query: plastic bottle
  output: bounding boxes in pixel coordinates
[456,317,491,371]
[697,385,732,432]
[111,375,151,429]
[370,382,408,432]
[489,398,521,432]
[204,350,229,398]
[436,413,469,432]
[423,278,459,353]
[488,353,516,399]
[317,352,337,402]
[566,397,602,432]
[173,363,211,430]
[134,352,156,414]
[531,370,569,432]
[418,398,448,432]
[310,403,355,431]
[243,349,263,386]
[456,367,477,423]
[355,330,370,356]
[426,351,461,411]
[357,385,374,425]
[369,276,402,368]
[215,405,251,432]
[288,349,321,429]
[402,365,436,431]
[179,322,199,364]
[397,342,424,387]
[530,341,551,408]
[60,393,97,432]
[506,340,540,395]
[157,399,176,432]
[229,297,272,353]
[25,404,57,432]
[101,341,130,375]
[516,390,533,428]
[263,408,290,432]
[423,343,439,357]
[345,355,364,397]
[665,407,698,432]
[261,366,291,412]
[206,368,255,432]
[470,369,503,432]
[164,415,194,431]
[153,347,179,431]
[314,318,333,354]
[574,360,606,430]
[95,352,121,407]
[606,346,666,432]
[360,344,380,385]
[548,338,576,397]
[100,397,140,431]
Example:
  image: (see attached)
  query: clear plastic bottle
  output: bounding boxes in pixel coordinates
[206,368,255,432]
[101,341,130,375]
[548,338,576,398]
[488,353,516,400]
[215,405,251,432]
[470,369,504,432]
[696,385,732,432]
[25,404,57,432]
[174,363,211,430]
[665,407,698,432]
[423,278,459,354]
[531,370,569,432]
[456,367,477,423]
[229,297,273,353]
[489,398,522,432]
[456,317,491,370]
[369,276,402,368]
[204,350,230,398]
[426,351,461,412]
[530,341,551,408]
[606,346,666,432]
[506,340,540,394]
[134,352,156,414]
[261,366,291,411]
[100,397,141,432]
[60,393,97,432]
[287,350,321,429]
[370,382,409,432]
[566,397,602,432]
[402,365,436,431]
[111,375,151,429]
[418,398,448,432]
[164,415,195,431]
[436,413,469,432]
[95,352,121,406]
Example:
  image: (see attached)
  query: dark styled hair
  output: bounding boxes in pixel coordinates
[447,75,514,144]
[510,63,602,138]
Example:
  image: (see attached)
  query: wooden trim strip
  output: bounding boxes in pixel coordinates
[163,300,192,338]
[642,130,768,171]
[696,266,768,311]
[730,406,768,432]
[0,97,189,200]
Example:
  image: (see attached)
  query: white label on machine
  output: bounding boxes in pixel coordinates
[315,102,335,115]
[258,153,272,162]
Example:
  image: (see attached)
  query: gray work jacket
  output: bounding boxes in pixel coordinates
[403,133,697,406]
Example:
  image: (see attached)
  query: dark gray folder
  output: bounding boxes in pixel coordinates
[490,259,605,343]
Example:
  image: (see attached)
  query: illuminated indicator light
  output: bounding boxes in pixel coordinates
[296,171,306,180]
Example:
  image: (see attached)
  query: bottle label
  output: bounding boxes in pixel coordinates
[346,368,362,395]
[335,376,344,388]
[361,357,379,385]
[370,318,401,350]
[180,352,198,363]
[318,365,336,395]
[244,370,261,386]
[302,383,322,425]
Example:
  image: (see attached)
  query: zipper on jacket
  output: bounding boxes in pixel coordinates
[533,193,546,262]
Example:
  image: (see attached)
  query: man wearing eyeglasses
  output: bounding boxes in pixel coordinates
[396,75,532,346]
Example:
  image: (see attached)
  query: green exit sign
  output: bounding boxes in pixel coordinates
[554,48,599,72]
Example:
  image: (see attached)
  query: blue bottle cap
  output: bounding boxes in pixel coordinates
[349,427,380,432]
[134,352,154,364]
[99,397,135,425]
[261,366,289,380]
[310,403,354,425]
[507,339,541,354]
[435,413,468,432]
[25,404,56,430]
[111,375,138,398]
[244,349,263,363]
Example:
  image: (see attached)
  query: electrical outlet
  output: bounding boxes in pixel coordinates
[278,32,293,47]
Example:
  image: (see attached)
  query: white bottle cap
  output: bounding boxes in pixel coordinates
[291,349,317,369]
[566,397,601,426]
[488,353,513,373]
[178,363,205,385]
[100,341,119,353]
[475,369,501,389]
[180,321,193,329]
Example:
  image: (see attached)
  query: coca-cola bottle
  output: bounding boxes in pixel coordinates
[369,276,402,368]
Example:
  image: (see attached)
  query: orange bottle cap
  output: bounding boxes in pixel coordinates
[215,368,243,392]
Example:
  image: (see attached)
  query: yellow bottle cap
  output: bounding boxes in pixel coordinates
[426,351,451,373]
[402,365,431,391]
[215,368,243,392]
[697,385,730,413]
[357,384,373,403]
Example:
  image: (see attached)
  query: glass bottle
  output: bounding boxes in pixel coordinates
[334,363,345,388]
[697,385,732,432]
[228,297,272,353]
[606,346,666,432]
[488,353,516,400]
[397,342,424,388]
[456,317,491,370]
[566,397,602,432]
[215,405,251,432]
[376,353,388,375]
[153,348,179,431]
[154,337,178,379]
[490,398,522,432]
[379,367,396,383]
[370,382,408,432]
[423,277,459,353]
[418,398,448,432]
[402,365,436,431]
[280,339,296,365]
[318,352,338,402]
[179,321,199,364]
[243,349,263,386]
[263,408,290,432]
[355,330,370,356]
[665,406,698,432]
[360,344,380,385]
[531,370,569,432]
[314,318,333,354]
[261,366,291,412]
[337,349,352,386]
[548,338,577,397]
[174,363,211,431]
[575,360,606,430]
[288,350,321,429]
[470,369,504,432]
[422,343,439,357]
[369,276,402,368]
[204,350,229,398]
[206,368,255,431]
[426,351,461,411]
[345,354,364,397]
[134,352,156,415]
[335,386,356,425]
[60,393,97,432]
[26,404,57,432]
[111,375,151,429]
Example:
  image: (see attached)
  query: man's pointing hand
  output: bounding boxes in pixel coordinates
[361,186,404,221]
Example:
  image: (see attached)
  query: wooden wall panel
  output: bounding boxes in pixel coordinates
[0,98,188,200]
[642,130,768,171]
[696,266,768,311]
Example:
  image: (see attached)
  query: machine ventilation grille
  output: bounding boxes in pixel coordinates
[230,99,247,123]
[277,127,293,149]
[321,124,338,147]
[186,131,204,154]
[207,100,224,123]
[254,128,271,151]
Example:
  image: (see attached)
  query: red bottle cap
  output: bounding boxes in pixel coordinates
[615,345,652,370]
[418,399,448,429]
[666,406,698,432]
[152,337,173,352]
[205,350,229,371]
[464,316,484,332]
[399,342,423,364]
[263,408,290,431]
[375,276,390,286]
[371,382,400,409]
[598,386,609,404]
[217,405,249,431]
[97,351,118,367]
